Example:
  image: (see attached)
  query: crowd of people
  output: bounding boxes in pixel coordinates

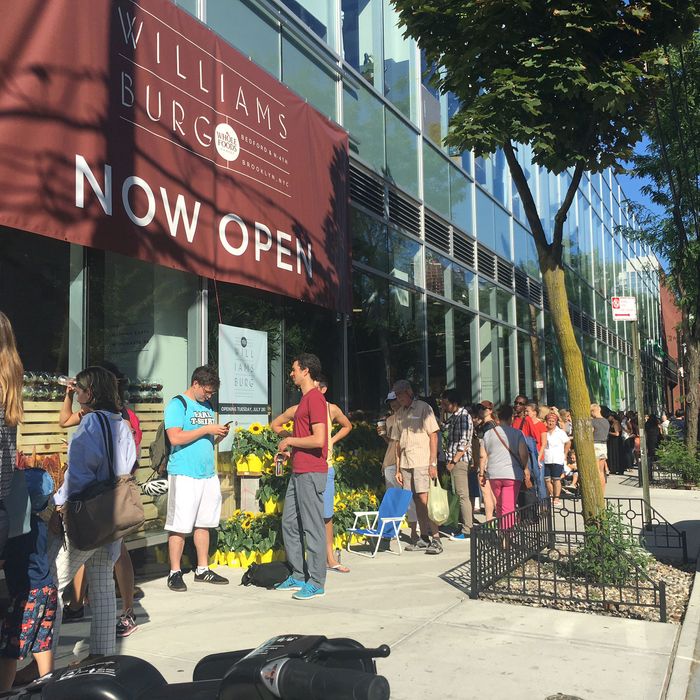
[0,303,688,685]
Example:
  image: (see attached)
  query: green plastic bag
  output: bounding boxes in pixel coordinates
[427,477,450,525]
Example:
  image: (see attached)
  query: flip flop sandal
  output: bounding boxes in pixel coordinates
[327,564,351,573]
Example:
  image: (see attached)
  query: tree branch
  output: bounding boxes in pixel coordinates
[502,141,550,256]
[552,163,584,261]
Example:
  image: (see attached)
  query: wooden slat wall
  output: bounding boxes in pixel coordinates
[17,401,165,542]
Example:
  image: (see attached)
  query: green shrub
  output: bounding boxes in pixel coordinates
[563,508,650,586]
[656,438,700,484]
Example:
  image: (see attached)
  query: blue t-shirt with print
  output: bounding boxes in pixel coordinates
[164,395,216,479]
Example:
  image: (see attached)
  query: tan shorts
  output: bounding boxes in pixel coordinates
[400,465,430,494]
[594,443,608,461]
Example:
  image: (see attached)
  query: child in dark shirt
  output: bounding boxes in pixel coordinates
[0,468,57,690]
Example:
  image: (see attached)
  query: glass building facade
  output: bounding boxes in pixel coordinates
[1,0,665,424]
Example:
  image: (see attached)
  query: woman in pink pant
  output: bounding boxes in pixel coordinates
[479,405,530,529]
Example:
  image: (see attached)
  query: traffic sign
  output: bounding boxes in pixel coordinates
[611,296,637,321]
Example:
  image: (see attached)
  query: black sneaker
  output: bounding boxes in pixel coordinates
[193,569,229,585]
[167,571,187,592]
[62,605,84,622]
[425,538,443,555]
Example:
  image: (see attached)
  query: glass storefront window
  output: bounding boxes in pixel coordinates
[425,249,450,298]
[279,0,338,49]
[382,0,418,123]
[494,205,511,260]
[0,227,70,374]
[475,189,495,251]
[87,251,199,407]
[385,109,418,198]
[478,320,512,405]
[349,271,425,414]
[388,230,422,286]
[282,33,338,120]
[513,223,538,278]
[449,166,472,234]
[452,265,475,310]
[351,207,388,272]
[343,79,385,172]
[478,278,512,324]
[427,298,474,401]
[342,0,382,87]
[423,141,450,219]
[208,0,280,78]
[175,0,198,17]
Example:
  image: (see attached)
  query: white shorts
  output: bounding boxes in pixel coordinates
[594,443,608,461]
[165,474,222,533]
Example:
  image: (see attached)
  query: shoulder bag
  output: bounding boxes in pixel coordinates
[64,412,145,551]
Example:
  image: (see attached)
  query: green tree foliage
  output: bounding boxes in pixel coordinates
[626,34,700,454]
[392,0,700,520]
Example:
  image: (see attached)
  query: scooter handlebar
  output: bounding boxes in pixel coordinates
[277,659,390,700]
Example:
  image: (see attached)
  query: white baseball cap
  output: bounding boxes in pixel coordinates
[385,391,397,401]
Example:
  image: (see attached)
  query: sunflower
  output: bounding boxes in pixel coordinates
[248,422,264,434]
[283,420,294,432]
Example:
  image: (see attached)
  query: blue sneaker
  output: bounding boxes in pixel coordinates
[275,575,305,591]
[292,582,325,600]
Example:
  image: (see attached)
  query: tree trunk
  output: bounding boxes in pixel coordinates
[685,333,700,455]
[540,261,604,522]
[503,142,604,523]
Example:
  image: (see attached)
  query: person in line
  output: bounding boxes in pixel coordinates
[58,363,142,637]
[562,448,579,493]
[392,379,442,554]
[558,408,573,437]
[539,413,571,506]
[47,367,137,667]
[479,405,529,530]
[0,311,23,555]
[590,403,610,492]
[271,374,352,573]
[606,409,623,475]
[378,392,418,542]
[475,402,497,521]
[512,394,538,440]
[275,353,329,600]
[669,409,686,440]
[441,389,474,539]
[526,402,547,452]
[660,412,670,437]
[164,366,230,592]
[645,414,661,475]
[0,468,57,689]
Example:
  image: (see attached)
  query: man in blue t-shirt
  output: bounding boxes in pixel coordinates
[164,366,230,592]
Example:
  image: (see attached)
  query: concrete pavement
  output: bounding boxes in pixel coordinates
[47,476,697,700]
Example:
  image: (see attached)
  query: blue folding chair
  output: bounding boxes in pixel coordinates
[346,488,413,558]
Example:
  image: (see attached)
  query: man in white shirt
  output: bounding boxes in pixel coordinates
[538,413,571,506]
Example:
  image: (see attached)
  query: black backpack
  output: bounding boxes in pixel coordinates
[240,561,292,588]
[149,395,187,477]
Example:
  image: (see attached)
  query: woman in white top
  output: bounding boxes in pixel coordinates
[48,367,136,668]
[538,413,571,506]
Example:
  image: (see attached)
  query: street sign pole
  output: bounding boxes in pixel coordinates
[612,296,651,524]
[631,320,651,526]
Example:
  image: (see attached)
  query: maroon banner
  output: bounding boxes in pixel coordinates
[0,0,349,311]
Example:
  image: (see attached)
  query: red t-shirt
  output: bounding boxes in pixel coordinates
[531,421,548,451]
[292,388,328,473]
[514,414,538,441]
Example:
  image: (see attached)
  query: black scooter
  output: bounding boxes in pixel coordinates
[0,635,391,700]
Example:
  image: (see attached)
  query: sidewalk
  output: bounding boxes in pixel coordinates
[49,477,697,700]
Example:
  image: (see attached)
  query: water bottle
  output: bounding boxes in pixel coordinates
[57,375,75,387]
[275,453,285,477]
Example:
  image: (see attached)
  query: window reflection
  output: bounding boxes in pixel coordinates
[342,0,381,86]
[382,0,417,122]
[349,271,425,414]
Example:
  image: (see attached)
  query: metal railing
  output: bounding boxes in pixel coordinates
[457,496,680,623]
[553,496,688,563]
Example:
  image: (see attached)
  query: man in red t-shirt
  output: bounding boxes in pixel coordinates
[513,394,538,440]
[275,353,328,600]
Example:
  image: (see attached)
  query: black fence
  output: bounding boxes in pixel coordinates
[456,496,685,623]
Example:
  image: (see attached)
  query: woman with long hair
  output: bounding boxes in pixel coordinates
[0,311,23,553]
[47,366,136,668]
